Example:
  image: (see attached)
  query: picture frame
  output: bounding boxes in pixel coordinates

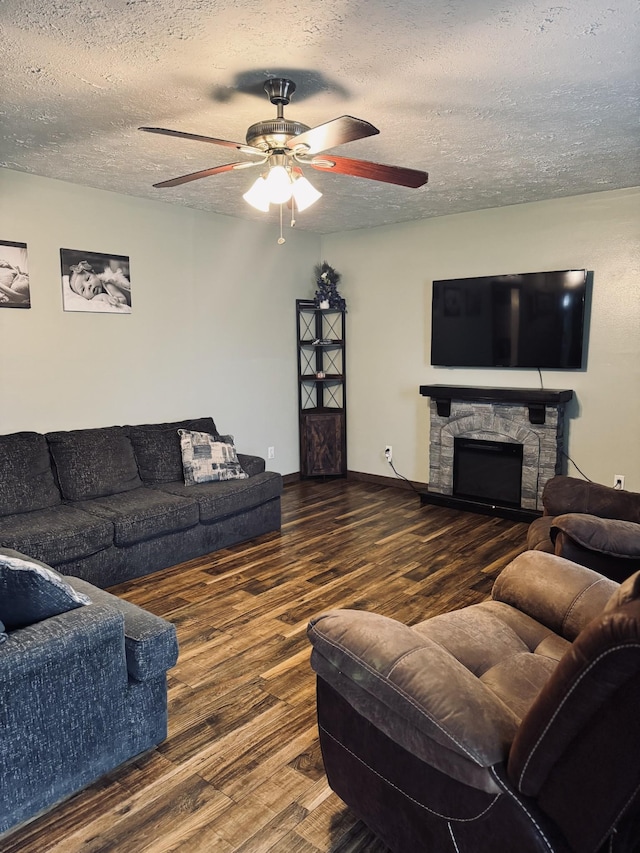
[0,240,30,309]
[60,248,131,313]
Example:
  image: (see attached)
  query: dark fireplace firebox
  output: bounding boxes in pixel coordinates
[453,437,523,509]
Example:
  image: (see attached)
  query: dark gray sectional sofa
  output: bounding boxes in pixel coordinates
[0,417,283,587]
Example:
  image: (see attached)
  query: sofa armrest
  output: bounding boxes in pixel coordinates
[492,551,617,640]
[1,604,126,684]
[66,577,178,681]
[308,609,519,774]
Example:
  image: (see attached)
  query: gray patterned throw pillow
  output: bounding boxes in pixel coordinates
[178,430,248,485]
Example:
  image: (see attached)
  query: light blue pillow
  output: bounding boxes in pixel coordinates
[0,549,91,630]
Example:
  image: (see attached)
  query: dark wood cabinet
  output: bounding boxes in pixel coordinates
[296,300,346,478]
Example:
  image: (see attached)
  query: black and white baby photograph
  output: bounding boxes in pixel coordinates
[0,240,30,309]
[60,247,131,313]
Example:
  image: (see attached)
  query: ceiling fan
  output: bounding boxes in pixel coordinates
[139,78,428,217]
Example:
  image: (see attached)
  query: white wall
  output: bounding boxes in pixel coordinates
[322,187,640,491]
[0,169,321,475]
[3,170,638,490]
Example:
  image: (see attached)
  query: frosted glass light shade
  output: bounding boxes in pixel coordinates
[243,176,271,211]
[291,175,322,211]
[264,165,293,204]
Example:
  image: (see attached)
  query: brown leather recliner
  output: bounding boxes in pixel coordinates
[527,476,640,582]
[308,551,640,852]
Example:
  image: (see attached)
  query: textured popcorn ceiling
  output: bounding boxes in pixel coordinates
[2,0,638,233]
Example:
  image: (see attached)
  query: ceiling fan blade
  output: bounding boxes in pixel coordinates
[309,154,428,188]
[139,127,264,157]
[288,116,379,155]
[153,161,257,188]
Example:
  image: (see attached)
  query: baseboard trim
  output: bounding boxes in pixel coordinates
[281,470,427,492]
[347,470,428,492]
[282,472,301,486]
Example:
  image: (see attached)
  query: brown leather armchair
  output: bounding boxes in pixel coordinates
[527,476,640,582]
[308,551,640,852]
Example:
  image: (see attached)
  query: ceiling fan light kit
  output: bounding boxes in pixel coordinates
[243,156,323,213]
[140,77,428,242]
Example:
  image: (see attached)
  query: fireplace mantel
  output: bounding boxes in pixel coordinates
[419,385,573,425]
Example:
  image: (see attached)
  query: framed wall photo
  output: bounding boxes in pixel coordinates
[60,248,131,313]
[0,240,30,308]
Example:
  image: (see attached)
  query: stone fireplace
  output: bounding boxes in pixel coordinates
[419,385,574,517]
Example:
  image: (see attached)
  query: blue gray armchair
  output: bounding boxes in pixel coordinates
[0,549,178,836]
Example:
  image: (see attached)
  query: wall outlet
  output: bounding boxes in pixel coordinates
[384,445,392,462]
[267,446,275,460]
[613,474,625,490]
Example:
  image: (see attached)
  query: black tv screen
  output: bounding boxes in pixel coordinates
[430,269,587,369]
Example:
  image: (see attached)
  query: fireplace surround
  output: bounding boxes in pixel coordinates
[419,385,574,519]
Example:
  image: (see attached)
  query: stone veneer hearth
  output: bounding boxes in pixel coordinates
[419,386,574,513]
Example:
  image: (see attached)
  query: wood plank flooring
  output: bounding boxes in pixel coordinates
[3,480,529,853]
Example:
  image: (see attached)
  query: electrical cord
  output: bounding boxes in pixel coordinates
[560,449,592,482]
[386,457,423,495]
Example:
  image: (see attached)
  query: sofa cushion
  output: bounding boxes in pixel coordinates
[73,487,199,547]
[155,470,282,523]
[0,432,61,516]
[179,430,247,485]
[0,505,114,566]
[128,417,218,484]
[0,619,7,644]
[0,548,91,629]
[47,426,142,501]
[414,600,563,720]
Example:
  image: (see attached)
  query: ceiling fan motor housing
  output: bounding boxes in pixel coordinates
[246,78,310,151]
[246,118,310,151]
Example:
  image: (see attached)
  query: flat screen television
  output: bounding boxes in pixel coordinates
[430,269,588,369]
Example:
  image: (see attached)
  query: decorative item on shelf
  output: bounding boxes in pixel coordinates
[313,261,346,311]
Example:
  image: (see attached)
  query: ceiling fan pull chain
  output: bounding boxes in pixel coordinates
[277,204,286,244]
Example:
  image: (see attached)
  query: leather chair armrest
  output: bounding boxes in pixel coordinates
[526,516,554,552]
[552,514,640,582]
[492,551,617,640]
[552,514,640,558]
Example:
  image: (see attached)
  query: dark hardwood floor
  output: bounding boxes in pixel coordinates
[4,479,528,853]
